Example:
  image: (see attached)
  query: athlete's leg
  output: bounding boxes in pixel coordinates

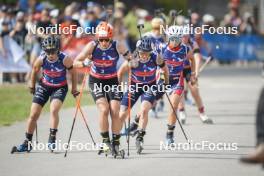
[188,81,204,110]
[49,99,63,129]
[27,103,43,134]
[188,81,213,124]
[110,100,121,134]
[96,97,110,132]
[138,101,152,130]
[167,93,182,126]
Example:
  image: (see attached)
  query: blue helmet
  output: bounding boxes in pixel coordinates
[41,35,60,52]
[136,36,153,52]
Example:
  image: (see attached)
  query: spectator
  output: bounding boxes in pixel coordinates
[26,8,51,81]
[229,8,242,28]
[240,87,264,164]
[9,14,27,49]
[240,12,258,35]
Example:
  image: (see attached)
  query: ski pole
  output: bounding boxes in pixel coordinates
[164,92,190,143]
[64,70,89,157]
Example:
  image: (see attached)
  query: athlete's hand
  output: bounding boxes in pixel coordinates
[71,89,80,98]
[29,86,35,95]
[195,71,199,79]
[82,59,92,67]
[190,74,197,85]
[128,59,138,68]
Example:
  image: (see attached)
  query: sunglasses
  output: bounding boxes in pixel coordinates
[138,51,151,58]
[98,38,110,42]
[45,49,57,55]
[170,37,181,42]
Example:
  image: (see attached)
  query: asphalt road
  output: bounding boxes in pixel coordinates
[0,65,263,176]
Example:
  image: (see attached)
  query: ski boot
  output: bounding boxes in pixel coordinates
[179,110,187,125]
[112,143,125,159]
[166,125,175,146]
[121,122,139,137]
[199,113,213,124]
[135,130,145,154]
[121,116,139,137]
[98,140,112,157]
[111,134,125,159]
[48,135,56,152]
[48,129,57,152]
[11,140,32,154]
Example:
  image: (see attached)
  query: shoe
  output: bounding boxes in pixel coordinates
[240,144,264,164]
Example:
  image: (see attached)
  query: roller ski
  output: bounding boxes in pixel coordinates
[135,130,145,154]
[48,129,57,152]
[98,141,112,157]
[166,135,175,146]
[48,135,56,152]
[166,125,175,146]
[11,140,32,154]
[112,143,125,159]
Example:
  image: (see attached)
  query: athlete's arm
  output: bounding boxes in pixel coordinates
[117,61,129,84]
[116,42,133,61]
[73,41,95,68]
[29,57,43,94]
[187,50,197,85]
[162,65,169,85]
[192,41,202,78]
[156,54,169,84]
[64,56,79,97]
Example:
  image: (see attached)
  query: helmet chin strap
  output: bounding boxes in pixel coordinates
[138,52,151,63]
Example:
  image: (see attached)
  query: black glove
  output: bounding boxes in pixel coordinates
[29,87,35,95]
[71,90,80,98]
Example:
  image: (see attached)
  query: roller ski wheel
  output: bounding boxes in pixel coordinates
[135,140,143,154]
[11,140,32,154]
[48,142,56,152]
[112,145,125,159]
[98,142,112,157]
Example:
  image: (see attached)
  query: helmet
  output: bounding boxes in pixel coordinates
[96,21,113,39]
[41,35,60,52]
[166,25,184,40]
[136,36,153,52]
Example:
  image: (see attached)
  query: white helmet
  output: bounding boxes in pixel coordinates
[166,25,184,43]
